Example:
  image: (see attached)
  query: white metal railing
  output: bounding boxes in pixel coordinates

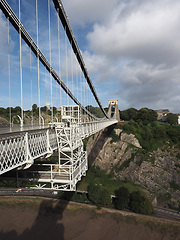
[0,105,117,191]
[0,128,57,175]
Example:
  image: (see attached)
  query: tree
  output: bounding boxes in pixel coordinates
[129,191,153,214]
[120,108,138,121]
[87,183,101,205]
[166,127,180,144]
[137,108,157,125]
[153,125,166,139]
[32,104,37,112]
[41,106,47,112]
[86,105,104,118]
[166,113,178,125]
[53,107,57,115]
[114,187,130,210]
[87,183,111,207]
[99,189,112,206]
[14,106,21,114]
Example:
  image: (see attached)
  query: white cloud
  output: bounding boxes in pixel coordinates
[79,0,180,112]
[1,0,180,113]
[87,0,180,64]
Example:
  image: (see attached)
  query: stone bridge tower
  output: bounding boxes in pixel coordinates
[107,100,120,122]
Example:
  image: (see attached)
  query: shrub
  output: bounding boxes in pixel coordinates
[129,191,153,214]
[166,113,178,125]
[114,187,130,210]
[109,130,120,143]
[87,183,111,207]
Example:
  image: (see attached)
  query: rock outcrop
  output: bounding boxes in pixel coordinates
[86,127,180,207]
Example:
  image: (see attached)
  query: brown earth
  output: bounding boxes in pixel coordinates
[0,197,180,240]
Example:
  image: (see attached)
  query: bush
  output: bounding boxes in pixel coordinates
[99,188,112,206]
[120,107,157,124]
[87,183,111,207]
[123,119,180,151]
[166,113,178,125]
[109,130,120,143]
[129,191,153,214]
[114,187,130,210]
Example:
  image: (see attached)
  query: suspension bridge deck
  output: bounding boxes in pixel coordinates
[0,0,119,191]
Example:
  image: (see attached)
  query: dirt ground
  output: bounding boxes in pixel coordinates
[0,197,180,240]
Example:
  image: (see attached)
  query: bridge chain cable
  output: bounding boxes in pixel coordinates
[0,0,107,121]
[52,0,108,118]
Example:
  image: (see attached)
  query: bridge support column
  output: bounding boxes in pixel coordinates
[55,120,88,191]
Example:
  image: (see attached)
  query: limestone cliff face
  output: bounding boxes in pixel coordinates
[86,127,180,207]
[87,129,141,172]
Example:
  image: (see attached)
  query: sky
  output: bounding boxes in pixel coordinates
[0,0,180,113]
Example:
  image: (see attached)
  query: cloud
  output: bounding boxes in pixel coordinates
[87,0,180,64]
[79,0,180,112]
[1,0,180,113]
[117,61,180,111]
[63,0,119,27]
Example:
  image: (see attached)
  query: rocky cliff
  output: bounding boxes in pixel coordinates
[86,126,180,208]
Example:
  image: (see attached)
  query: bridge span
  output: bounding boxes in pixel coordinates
[0,105,117,191]
[0,0,119,190]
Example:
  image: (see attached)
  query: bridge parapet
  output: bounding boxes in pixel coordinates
[0,105,117,191]
[0,128,57,175]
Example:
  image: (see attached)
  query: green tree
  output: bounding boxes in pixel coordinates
[137,108,157,125]
[114,187,130,210]
[120,108,138,121]
[14,106,21,114]
[99,188,112,206]
[166,127,180,143]
[53,107,57,115]
[87,183,111,207]
[153,125,166,139]
[129,191,153,214]
[86,105,104,118]
[166,113,178,125]
[32,104,37,112]
[87,183,101,205]
[41,106,47,112]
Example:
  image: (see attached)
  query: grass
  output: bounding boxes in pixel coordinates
[77,165,142,194]
[0,196,42,209]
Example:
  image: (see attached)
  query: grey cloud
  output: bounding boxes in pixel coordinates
[63,0,119,27]
[82,0,180,112]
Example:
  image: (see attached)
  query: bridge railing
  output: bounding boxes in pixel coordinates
[0,116,117,176]
[0,124,50,135]
[80,119,118,139]
[0,127,58,175]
